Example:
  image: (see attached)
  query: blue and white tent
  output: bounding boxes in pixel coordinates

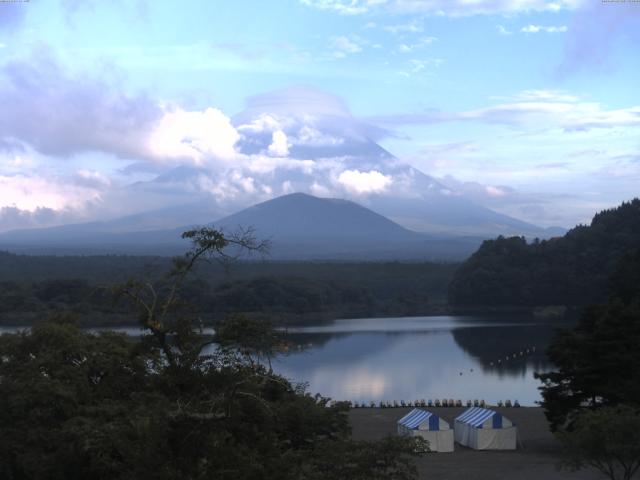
[454,407,516,450]
[397,408,454,452]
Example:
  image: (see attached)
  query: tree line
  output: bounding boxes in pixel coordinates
[539,247,640,480]
[0,258,457,326]
[448,199,640,307]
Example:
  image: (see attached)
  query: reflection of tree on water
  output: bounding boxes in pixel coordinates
[452,324,558,378]
[278,329,450,365]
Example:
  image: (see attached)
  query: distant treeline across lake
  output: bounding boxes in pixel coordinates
[0,253,459,326]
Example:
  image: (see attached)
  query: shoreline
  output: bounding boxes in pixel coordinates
[0,306,578,329]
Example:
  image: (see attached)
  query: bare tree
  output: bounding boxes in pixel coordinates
[116,227,269,367]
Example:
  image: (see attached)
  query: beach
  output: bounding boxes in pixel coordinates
[349,407,603,480]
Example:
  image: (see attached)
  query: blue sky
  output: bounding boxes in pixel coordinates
[0,0,638,230]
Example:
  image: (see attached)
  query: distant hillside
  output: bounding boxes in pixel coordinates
[214,193,483,260]
[0,193,483,260]
[216,192,415,242]
[448,199,640,307]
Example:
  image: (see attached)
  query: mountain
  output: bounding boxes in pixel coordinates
[448,198,640,307]
[213,193,482,260]
[215,192,415,242]
[0,193,483,260]
[116,86,557,239]
[125,161,556,239]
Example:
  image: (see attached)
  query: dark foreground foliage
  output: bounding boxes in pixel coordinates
[537,248,640,430]
[0,320,421,480]
[0,228,422,480]
[558,406,640,480]
[538,249,640,479]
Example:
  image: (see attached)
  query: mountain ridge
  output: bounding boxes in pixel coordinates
[0,192,483,260]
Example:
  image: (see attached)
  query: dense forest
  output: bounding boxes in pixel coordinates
[448,199,640,307]
[0,254,457,326]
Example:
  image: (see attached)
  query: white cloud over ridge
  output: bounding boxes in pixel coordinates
[147,107,240,164]
[267,130,290,157]
[338,169,392,194]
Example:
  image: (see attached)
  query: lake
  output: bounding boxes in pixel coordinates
[0,315,564,406]
[269,316,563,406]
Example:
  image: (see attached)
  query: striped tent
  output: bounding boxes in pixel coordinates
[397,408,454,452]
[454,407,516,450]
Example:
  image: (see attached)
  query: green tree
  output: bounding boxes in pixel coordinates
[559,406,640,480]
[537,248,640,430]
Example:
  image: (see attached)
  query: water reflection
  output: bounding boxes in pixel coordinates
[0,316,566,406]
[275,316,564,406]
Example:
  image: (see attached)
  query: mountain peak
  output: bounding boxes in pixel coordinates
[216,192,412,241]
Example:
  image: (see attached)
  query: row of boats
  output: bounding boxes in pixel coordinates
[349,398,522,408]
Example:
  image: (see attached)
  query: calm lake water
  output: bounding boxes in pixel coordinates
[1,316,564,406]
[271,316,562,406]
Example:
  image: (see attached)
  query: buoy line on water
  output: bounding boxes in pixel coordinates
[342,398,522,409]
[488,345,537,367]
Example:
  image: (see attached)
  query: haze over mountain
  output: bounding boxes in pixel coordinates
[0,193,484,260]
[0,82,568,239]
[116,87,561,239]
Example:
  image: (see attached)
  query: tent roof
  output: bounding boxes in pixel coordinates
[397,408,437,429]
[455,407,506,428]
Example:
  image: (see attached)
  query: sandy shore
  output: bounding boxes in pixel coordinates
[349,407,603,480]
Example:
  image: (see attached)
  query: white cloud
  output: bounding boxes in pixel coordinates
[236,113,285,135]
[296,125,345,147]
[398,57,443,76]
[300,0,372,15]
[301,0,584,16]
[330,35,364,58]
[370,90,640,131]
[521,24,567,33]
[337,169,392,194]
[281,180,295,194]
[485,185,507,197]
[499,89,579,102]
[0,52,161,159]
[383,20,423,34]
[496,25,512,35]
[397,36,437,53]
[0,173,102,212]
[310,181,332,197]
[267,130,290,157]
[146,107,240,164]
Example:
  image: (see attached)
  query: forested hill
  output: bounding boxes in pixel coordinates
[448,199,640,307]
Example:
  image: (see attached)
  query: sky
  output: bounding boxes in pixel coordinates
[0,0,639,231]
